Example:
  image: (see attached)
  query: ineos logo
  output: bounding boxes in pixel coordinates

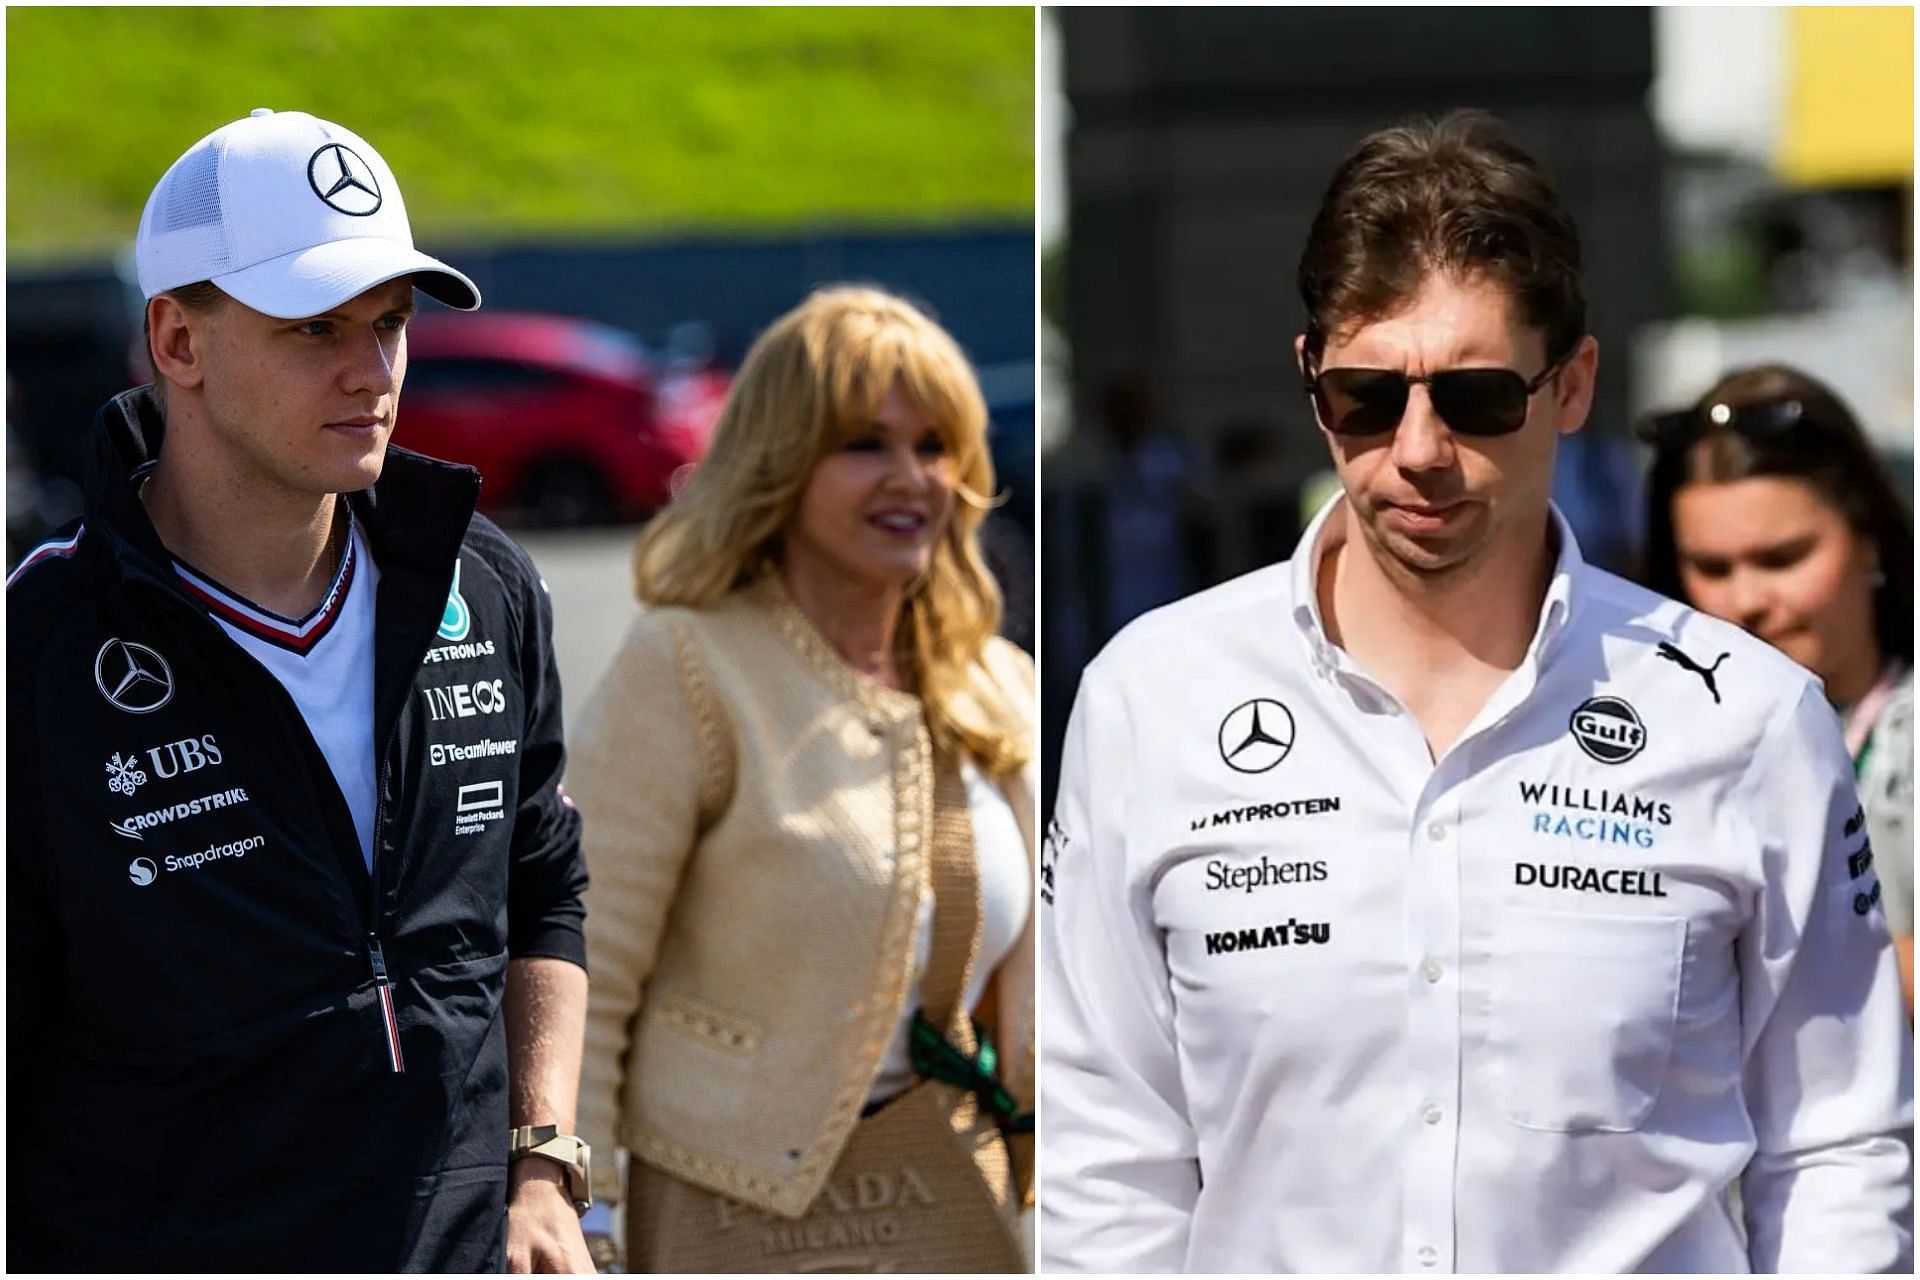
[1570,696,1646,764]
[128,858,157,887]
[1217,698,1295,774]
[421,679,507,722]
[94,639,175,714]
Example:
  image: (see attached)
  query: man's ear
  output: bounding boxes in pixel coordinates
[1294,333,1309,379]
[148,294,211,394]
[1554,333,1600,438]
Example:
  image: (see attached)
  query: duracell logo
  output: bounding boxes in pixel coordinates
[1515,861,1668,898]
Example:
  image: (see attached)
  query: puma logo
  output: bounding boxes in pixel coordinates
[1657,642,1729,704]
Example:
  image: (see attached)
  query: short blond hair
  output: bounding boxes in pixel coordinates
[632,284,1027,775]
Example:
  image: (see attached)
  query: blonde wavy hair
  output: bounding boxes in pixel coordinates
[632,285,1030,776]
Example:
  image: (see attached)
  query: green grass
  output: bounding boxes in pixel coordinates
[6,7,1033,260]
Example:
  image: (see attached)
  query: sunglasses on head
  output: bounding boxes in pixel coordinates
[1303,351,1571,438]
[1635,398,1805,451]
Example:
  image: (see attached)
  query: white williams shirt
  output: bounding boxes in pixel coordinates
[1040,496,1913,1274]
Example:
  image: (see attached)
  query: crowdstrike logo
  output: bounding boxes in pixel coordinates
[94,638,174,714]
[1217,698,1295,774]
[110,786,251,839]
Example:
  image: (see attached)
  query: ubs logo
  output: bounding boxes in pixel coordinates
[1570,696,1645,764]
[1217,698,1295,774]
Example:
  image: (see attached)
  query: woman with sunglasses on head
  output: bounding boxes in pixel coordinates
[1641,364,1913,1018]
[568,285,1035,1273]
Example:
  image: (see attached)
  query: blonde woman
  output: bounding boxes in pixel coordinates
[571,286,1035,1272]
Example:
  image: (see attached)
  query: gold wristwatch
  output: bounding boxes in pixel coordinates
[509,1124,593,1216]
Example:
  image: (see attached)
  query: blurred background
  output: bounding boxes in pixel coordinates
[6,6,1036,717]
[1039,6,1914,819]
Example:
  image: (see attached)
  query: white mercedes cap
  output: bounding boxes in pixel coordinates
[135,108,480,319]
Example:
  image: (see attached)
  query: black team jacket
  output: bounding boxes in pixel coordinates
[7,387,587,1271]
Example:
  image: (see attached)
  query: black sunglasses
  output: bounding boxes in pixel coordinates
[1304,354,1570,438]
[1636,398,1805,450]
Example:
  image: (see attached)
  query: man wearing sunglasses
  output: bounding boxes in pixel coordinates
[1041,110,1912,1273]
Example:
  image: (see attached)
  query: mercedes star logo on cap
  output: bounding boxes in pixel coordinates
[1218,697,1296,774]
[94,638,175,714]
[307,143,383,216]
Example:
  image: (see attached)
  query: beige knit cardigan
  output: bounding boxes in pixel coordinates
[570,576,1037,1219]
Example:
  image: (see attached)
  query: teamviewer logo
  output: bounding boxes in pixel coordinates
[457,780,504,813]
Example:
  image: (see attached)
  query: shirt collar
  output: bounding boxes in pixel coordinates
[1287,489,1586,687]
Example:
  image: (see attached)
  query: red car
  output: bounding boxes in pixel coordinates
[395,312,721,525]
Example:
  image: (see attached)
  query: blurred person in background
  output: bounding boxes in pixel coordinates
[571,286,1034,1272]
[1642,365,1914,1018]
[1041,109,1912,1274]
[6,109,591,1272]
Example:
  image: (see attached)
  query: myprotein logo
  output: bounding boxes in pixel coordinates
[421,679,507,722]
[1570,696,1646,764]
[111,786,251,840]
[429,737,519,766]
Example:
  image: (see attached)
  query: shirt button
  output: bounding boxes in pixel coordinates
[1422,958,1444,984]
[1417,1245,1439,1267]
[1426,821,1446,841]
[1422,1103,1444,1126]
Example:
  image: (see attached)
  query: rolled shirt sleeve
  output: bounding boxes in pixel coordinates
[1040,659,1201,1273]
[1738,679,1914,1272]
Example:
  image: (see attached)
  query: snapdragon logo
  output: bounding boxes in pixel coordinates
[165,835,265,874]
[128,857,157,886]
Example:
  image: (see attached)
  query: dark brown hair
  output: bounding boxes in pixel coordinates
[1642,364,1913,666]
[1297,109,1585,369]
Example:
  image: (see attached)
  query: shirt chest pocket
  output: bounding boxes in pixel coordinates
[1486,907,1686,1133]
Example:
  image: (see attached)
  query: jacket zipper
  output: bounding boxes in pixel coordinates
[368,933,405,1073]
[132,573,413,1076]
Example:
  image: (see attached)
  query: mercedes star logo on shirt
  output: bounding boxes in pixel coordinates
[1218,698,1295,773]
[94,638,175,714]
[307,143,383,216]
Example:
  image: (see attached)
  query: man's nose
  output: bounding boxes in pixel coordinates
[1390,384,1454,471]
[343,327,398,398]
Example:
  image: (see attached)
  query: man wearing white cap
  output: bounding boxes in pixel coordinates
[8,110,595,1271]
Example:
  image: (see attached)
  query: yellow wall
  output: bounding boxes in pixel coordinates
[1779,6,1914,186]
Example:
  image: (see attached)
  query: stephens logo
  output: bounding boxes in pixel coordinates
[1570,696,1646,764]
[1217,698,1295,774]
